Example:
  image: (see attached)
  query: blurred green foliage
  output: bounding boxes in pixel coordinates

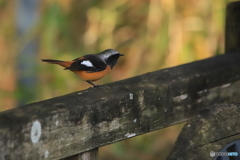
[0,0,230,159]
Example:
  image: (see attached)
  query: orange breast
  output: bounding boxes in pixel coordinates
[73,65,111,81]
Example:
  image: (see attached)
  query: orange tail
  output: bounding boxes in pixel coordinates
[41,59,73,68]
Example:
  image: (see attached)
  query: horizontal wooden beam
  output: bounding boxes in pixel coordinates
[1,53,240,160]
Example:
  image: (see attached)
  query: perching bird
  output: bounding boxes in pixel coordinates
[42,49,124,87]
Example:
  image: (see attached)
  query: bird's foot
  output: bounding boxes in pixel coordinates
[94,84,106,88]
[88,84,106,89]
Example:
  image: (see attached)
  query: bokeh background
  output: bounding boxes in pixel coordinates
[0,0,230,159]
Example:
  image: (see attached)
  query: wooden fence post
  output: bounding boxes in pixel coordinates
[225,1,240,53]
[62,149,98,160]
[168,103,240,160]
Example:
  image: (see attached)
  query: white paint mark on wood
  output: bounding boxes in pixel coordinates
[197,89,208,95]
[44,150,49,158]
[129,93,133,100]
[133,119,137,123]
[125,133,136,138]
[55,121,59,126]
[197,90,204,95]
[31,120,42,143]
[221,83,231,88]
[173,94,188,102]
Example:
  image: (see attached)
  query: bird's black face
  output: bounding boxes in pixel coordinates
[106,53,124,69]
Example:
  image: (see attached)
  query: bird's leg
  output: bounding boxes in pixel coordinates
[86,80,100,88]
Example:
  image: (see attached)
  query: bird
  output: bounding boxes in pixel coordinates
[42,49,124,87]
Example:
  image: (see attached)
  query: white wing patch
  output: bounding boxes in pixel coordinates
[81,60,93,67]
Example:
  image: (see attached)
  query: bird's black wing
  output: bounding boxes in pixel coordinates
[65,55,107,72]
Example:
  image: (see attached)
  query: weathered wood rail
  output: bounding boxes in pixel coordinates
[1,1,240,160]
[168,103,240,160]
[1,52,240,160]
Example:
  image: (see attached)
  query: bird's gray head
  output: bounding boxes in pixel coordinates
[97,49,124,68]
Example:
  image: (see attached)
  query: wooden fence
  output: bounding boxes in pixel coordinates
[1,1,240,160]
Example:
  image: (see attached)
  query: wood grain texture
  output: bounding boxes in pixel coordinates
[1,53,240,160]
[168,103,240,160]
[225,1,240,53]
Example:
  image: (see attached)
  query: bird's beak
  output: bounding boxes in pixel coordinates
[119,54,124,56]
